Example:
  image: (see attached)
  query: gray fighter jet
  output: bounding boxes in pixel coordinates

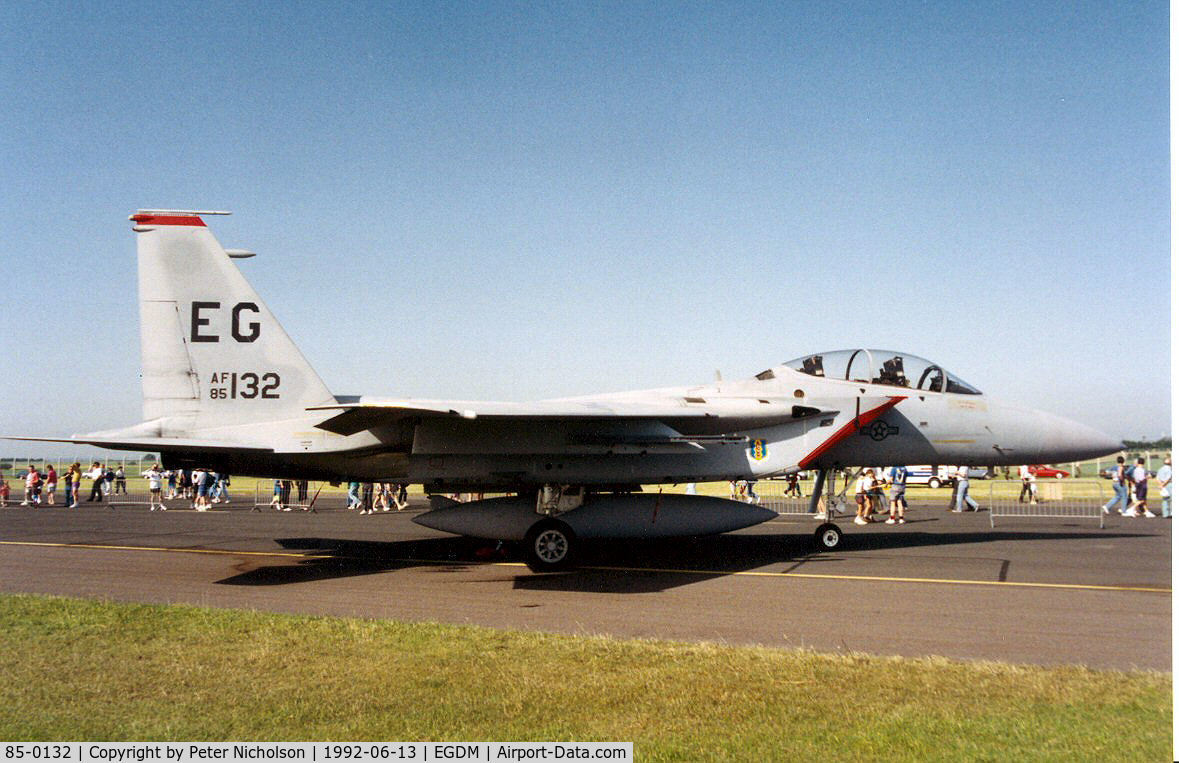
[11,211,1119,569]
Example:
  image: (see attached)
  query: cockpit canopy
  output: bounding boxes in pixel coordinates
[765,349,981,394]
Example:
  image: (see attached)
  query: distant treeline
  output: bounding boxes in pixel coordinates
[1121,437,1171,451]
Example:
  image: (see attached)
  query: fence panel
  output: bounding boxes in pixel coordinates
[755,478,848,518]
[987,479,1106,528]
[253,481,371,512]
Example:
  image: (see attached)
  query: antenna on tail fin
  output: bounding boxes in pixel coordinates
[130,209,233,217]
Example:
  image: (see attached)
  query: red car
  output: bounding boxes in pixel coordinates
[1030,464,1070,479]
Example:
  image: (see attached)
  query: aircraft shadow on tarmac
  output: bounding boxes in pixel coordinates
[211,527,1147,593]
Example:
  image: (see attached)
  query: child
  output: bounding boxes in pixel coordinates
[0,473,10,507]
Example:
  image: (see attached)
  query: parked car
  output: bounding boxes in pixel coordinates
[1029,464,1070,479]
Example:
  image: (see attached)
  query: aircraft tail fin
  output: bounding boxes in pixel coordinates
[131,210,334,430]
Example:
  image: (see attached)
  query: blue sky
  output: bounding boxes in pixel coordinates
[0,1,1169,444]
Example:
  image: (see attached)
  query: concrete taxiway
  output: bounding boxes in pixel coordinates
[0,500,1169,671]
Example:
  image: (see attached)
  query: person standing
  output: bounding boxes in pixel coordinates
[1018,465,1032,503]
[192,468,209,510]
[887,465,909,524]
[143,464,166,511]
[1155,457,1171,519]
[62,464,74,507]
[943,467,959,510]
[21,466,38,506]
[210,472,230,504]
[1127,457,1154,517]
[360,482,375,514]
[114,465,127,495]
[869,469,888,516]
[84,463,103,502]
[43,465,57,506]
[0,472,9,507]
[347,480,361,510]
[1102,457,1128,515]
[85,463,103,502]
[953,465,980,512]
[207,472,221,503]
[1019,464,1038,505]
[69,463,81,507]
[101,465,114,496]
[854,469,874,525]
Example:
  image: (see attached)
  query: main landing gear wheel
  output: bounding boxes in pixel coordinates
[524,518,577,572]
[813,522,843,551]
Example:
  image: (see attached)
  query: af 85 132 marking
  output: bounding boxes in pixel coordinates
[208,371,281,399]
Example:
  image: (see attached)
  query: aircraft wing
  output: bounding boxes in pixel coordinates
[309,398,836,437]
[3,435,274,453]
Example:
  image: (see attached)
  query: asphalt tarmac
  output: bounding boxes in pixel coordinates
[0,497,1169,671]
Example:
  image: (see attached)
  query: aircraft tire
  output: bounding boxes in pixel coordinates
[813,522,842,551]
[524,518,577,572]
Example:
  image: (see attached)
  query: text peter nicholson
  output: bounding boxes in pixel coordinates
[3,743,634,763]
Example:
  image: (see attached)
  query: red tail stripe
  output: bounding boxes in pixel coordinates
[797,396,906,470]
[130,214,206,227]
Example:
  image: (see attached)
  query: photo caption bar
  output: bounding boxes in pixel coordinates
[2,744,633,763]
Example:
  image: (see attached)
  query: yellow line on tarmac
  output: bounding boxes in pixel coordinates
[0,540,328,560]
[0,540,1168,594]
[569,564,1170,593]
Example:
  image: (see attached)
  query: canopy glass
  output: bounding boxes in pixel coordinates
[778,349,982,394]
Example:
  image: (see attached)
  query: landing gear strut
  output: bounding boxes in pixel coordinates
[808,468,843,551]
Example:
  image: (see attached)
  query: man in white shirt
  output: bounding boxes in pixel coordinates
[143,464,166,511]
[953,465,980,512]
[85,462,105,502]
[192,468,209,510]
[1128,458,1154,517]
[1018,465,1038,504]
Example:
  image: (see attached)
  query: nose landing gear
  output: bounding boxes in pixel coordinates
[813,522,843,550]
[523,518,578,571]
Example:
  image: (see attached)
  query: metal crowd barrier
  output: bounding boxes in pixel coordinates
[755,478,847,518]
[105,483,239,509]
[987,479,1106,529]
[253,480,351,511]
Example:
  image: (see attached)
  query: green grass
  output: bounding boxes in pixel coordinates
[0,595,1169,760]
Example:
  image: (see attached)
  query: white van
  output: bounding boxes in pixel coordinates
[901,465,987,488]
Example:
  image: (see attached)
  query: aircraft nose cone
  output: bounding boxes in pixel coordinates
[1036,411,1121,462]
